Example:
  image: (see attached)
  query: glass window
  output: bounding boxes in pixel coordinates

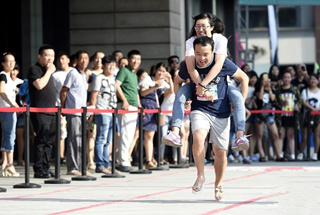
[242,6,314,29]
[242,6,268,28]
[278,7,297,27]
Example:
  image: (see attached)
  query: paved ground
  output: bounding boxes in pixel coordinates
[0,161,319,215]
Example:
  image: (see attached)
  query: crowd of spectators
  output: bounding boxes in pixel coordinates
[0,45,319,178]
[228,63,320,164]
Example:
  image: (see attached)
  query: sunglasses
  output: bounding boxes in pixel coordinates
[170,60,179,64]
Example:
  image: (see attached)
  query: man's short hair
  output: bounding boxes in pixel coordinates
[90,51,104,62]
[57,50,69,59]
[38,44,54,55]
[14,63,20,71]
[112,50,122,57]
[193,36,214,51]
[167,55,179,64]
[119,57,128,62]
[101,55,116,65]
[75,50,89,59]
[127,50,141,59]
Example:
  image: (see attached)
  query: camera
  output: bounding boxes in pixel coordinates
[301,66,306,71]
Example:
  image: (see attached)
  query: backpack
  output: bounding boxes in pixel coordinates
[17,79,30,105]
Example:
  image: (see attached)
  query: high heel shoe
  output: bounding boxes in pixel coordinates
[2,167,8,177]
[4,165,20,177]
[192,180,205,195]
[215,185,224,201]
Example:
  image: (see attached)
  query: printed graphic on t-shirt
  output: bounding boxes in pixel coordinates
[279,92,295,116]
[207,83,218,100]
[100,78,116,109]
[309,98,318,108]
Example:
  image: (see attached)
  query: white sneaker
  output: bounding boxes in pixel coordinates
[228,154,235,161]
[231,135,251,151]
[162,131,182,147]
[228,154,238,163]
[290,154,295,160]
[297,153,303,160]
[311,154,318,161]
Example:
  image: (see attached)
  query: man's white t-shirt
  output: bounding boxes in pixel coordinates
[52,68,74,105]
[91,73,117,116]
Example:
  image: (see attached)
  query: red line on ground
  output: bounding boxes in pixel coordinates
[223,171,270,182]
[0,168,195,201]
[198,191,290,215]
[204,167,278,186]
[47,168,273,214]
[48,186,189,215]
[0,166,301,202]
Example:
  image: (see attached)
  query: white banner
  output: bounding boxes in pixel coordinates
[268,5,278,66]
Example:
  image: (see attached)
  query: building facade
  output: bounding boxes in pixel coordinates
[0,0,319,77]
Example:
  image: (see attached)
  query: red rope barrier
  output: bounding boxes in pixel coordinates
[144,109,158,114]
[117,109,140,114]
[311,111,320,115]
[86,109,115,114]
[61,108,84,114]
[161,110,172,114]
[0,107,313,116]
[0,107,26,112]
[250,110,294,114]
[30,107,58,113]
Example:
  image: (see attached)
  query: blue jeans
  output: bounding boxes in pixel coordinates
[171,82,246,132]
[94,114,113,169]
[0,112,17,151]
[161,115,177,159]
[228,84,246,132]
[171,83,192,129]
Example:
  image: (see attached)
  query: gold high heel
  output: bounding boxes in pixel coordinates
[5,165,20,177]
[2,167,8,177]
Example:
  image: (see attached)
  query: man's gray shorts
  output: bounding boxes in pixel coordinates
[191,110,230,150]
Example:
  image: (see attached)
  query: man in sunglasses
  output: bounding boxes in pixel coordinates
[167,55,180,73]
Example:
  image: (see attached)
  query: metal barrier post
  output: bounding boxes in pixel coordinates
[294,110,299,160]
[72,107,96,181]
[45,106,70,184]
[102,108,125,178]
[147,108,169,171]
[130,107,151,174]
[170,148,189,168]
[188,122,194,166]
[306,110,311,160]
[14,105,41,188]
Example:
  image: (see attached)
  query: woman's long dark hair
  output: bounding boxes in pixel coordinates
[188,12,225,38]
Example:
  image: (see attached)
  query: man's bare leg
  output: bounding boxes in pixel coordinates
[192,129,207,193]
[212,145,227,200]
